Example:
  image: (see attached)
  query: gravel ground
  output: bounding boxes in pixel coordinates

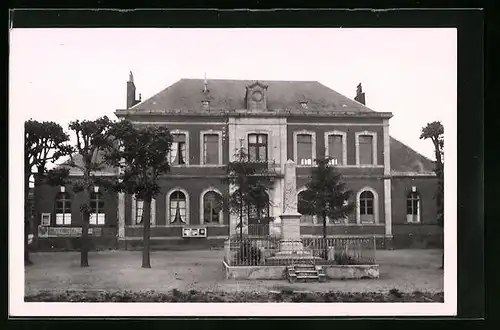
[25,249,443,296]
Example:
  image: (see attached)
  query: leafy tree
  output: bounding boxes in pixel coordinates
[299,158,355,259]
[420,121,444,268]
[24,120,72,265]
[107,120,173,268]
[67,116,115,267]
[224,146,275,240]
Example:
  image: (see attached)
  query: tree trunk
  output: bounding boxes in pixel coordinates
[239,202,243,241]
[81,209,90,267]
[322,211,328,260]
[24,173,32,266]
[80,184,90,268]
[142,197,152,268]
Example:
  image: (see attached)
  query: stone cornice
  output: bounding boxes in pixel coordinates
[115,109,393,120]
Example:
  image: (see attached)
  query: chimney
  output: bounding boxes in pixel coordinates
[354,83,366,105]
[126,71,140,109]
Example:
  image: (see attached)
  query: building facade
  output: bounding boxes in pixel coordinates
[32,74,441,250]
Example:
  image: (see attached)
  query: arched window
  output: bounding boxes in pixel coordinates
[133,195,156,225]
[406,191,421,223]
[55,191,71,225]
[90,192,105,225]
[169,191,187,224]
[359,190,375,223]
[298,191,314,223]
[203,191,223,224]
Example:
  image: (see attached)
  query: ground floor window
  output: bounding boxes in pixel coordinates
[203,191,223,224]
[133,195,155,225]
[406,191,421,223]
[170,191,187,224]
[55,192,71,225]
[359,190,375,223]
[90,191,105,225]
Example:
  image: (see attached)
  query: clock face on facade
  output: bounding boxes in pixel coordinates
[252,91,263,102]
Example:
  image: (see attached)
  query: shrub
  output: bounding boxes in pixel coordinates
[233,241,261,265]
[334,251,357,265]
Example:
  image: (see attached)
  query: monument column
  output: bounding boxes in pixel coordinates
[276,160,305,253]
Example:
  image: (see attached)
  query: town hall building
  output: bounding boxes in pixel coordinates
[32,73,441,250]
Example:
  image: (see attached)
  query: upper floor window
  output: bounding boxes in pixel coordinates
[55,190,71,225]
[327,133,345,165]
[248,134,268,162]
[297,134,313,165]
[203,191,223,224]
[406,191,421,223]
[203,134,219,165]
[90,191,105,225]
[170,133,187,165]
[356,131,377,166]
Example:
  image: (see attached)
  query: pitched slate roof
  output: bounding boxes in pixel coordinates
[130,79,374,112]
[58,152,118,175]
[390,137,435,174]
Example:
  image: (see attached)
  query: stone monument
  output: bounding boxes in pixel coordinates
[267,159,317,262]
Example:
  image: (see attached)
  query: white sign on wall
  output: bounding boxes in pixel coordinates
[182,227,207,238]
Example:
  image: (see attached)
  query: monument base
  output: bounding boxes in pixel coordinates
[266,239,323,265]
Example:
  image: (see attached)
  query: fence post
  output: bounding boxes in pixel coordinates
[373,235,377,263]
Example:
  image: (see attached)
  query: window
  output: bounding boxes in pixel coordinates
[298,191,314,223]
[406,191,421,223]
[203,191,223,224]
[203,134,219,165]
[90,192,105,225]
[359,190,375,223]
[55,192,71,225]
[297,134,313,165]
[247,192,270,220]
[133,195,155,225]
[328,134,344,165]
[248,134,268,162]
[170,133,187,165]
[359,135,373,165]
[202,100,210,108]
[300,102,308,109]
[169,191,187,224]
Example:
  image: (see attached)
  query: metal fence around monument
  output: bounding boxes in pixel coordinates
[224,236,377,266]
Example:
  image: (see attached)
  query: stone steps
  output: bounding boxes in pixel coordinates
[286,264,326,283]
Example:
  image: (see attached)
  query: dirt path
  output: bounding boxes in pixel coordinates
[25,249,443,295]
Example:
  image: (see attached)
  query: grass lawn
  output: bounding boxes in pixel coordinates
[25,249,443,299]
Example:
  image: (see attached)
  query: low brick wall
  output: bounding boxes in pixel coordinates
[118,238,226,250]
[222,261,379,280]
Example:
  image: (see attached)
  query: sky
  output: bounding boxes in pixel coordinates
[10,28,456,161]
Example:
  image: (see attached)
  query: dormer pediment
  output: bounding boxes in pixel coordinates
[245,80,268,111]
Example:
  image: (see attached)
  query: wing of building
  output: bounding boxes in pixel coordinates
[33,74,441,250]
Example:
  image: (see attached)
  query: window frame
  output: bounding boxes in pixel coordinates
[200,188,224,224]
[54,191,72,226]
[169,129,190,166]
[324,130,347,166]
[248,133,269,162]
[166,188,190,225]
[355,131,378,166]
[199,130,223,166]
[406,191,421,223]
[293,130,316,167]
[356,187,379,224]
[89,191,106,226]
[131,194,156,226]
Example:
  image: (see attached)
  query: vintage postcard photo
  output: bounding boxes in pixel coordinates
[9,27,457,317]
